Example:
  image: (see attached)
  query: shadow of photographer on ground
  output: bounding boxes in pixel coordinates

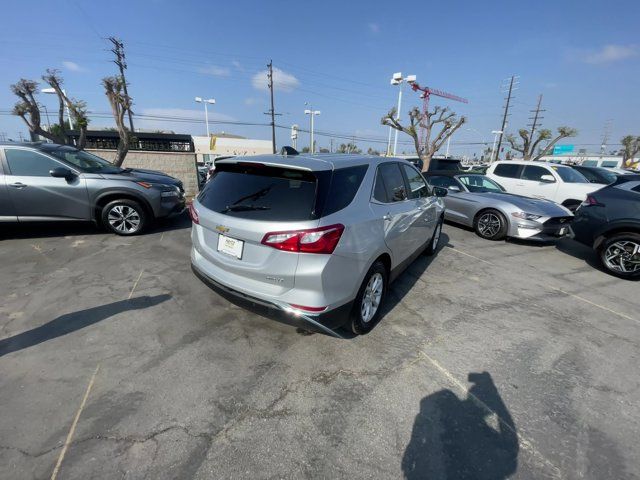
[402,371,519,480]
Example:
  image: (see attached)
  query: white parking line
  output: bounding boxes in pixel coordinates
[418,351,563,479]
[50,364,100,480]
[128,269,144,299]
[446,246,496,266]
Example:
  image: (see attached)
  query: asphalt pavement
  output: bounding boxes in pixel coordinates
[1,215,638,479]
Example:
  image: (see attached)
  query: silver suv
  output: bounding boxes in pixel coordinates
[0,142,185,235]
[190,154,447,336]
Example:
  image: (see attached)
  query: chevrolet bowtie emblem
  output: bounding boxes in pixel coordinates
[215,225,230,234]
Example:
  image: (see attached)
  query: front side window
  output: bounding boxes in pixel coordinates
[401,164,429,198]
[377,163,407,202]
[4,149,63,176]
[551,166,588,183]
[493,163,522,178]
[457,175,504,192]
[521,165,553,182]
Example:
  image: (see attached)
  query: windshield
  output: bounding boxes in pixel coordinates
[48,148,122,173]
[457,175,505,193]
[551,166,588,183]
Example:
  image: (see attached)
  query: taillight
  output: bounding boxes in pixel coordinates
[261,224,344,254]
[188,203,200,224]
[581,195,600,207]
[288,304,328,313]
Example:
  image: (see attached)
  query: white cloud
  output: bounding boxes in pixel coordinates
[582,44,637,64]
[368,22,380,34]
[135,108,236,133]
[198,65,231,77]
[63,61,84,72]
[232,60,243,70]
[252,67,299,92]
[244,97,258,106]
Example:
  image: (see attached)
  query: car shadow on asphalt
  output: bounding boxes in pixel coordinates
[554,238,606,273]
[0,213,191,240]
[0,294,170,358]
[402,371,519,480]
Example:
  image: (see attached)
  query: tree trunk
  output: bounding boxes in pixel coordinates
[113,134,129,167]
[76,127,87,150]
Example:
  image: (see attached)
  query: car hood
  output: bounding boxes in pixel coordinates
[467,191,572,216]
[100,168,182,186]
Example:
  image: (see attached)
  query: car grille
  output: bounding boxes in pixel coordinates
[543,217,573,227]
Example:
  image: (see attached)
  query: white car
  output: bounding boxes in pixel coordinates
[485,161,605,211]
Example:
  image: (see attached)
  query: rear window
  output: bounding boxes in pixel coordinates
[493,163,521,178]
[430,159,461,171]
[199,163,320,221]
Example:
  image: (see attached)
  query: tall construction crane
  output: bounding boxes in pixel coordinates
[409,82,468,149]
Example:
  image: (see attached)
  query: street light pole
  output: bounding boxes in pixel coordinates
[41,87,73,130]
[304,106,320,153]
[389,72,416,156]
[195,97,216,138]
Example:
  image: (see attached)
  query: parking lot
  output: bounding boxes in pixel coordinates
[1,215,639,479]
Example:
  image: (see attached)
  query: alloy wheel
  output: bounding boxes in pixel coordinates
[108,205,141,234]
[477,213,501,238]
[361,272,383,323]
[603,240,640,274]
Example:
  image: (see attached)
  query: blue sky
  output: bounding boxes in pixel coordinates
[0,0,638,156]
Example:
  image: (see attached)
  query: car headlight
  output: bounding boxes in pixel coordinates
[511,211,542,221]
[160,185,181,198]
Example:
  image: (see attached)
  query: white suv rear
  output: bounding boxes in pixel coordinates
[486,161,605,211]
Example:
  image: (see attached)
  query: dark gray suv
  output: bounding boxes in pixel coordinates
[0,142,185,235]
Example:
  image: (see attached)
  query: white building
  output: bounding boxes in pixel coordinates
[193,133,272,164]
[538,153,639,170]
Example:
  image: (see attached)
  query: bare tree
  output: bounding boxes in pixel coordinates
[620,135,640,168]
[10,79,65,144]
[337,142,362,154]
[506,127,577,161]
[41,69,90,149]
[382,106,465,172]
[102,76,132,167]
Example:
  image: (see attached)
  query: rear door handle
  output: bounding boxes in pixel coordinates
[9,182,27,189]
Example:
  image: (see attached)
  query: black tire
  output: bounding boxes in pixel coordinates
[473,209,508,241]
[424,217,443,256]
[350,261,387,335]
[101,199,148,236]
[598,232,640,280]
[562,200,582,212]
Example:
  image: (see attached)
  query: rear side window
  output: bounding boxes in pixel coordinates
[378,163,407,202]
[322,165,368,216]
[521,165,551,182]
[493,163,521,178]
[5,149,62,176]
[602,161,619,168]
[582,160,597,167]
[199,164,320,221]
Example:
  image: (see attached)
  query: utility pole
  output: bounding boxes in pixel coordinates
[108,37,134,133]
[495,75,517,162]
[267,60,276,153]
[527,94,545,155]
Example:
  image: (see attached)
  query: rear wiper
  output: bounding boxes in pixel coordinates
[222,204,271,213]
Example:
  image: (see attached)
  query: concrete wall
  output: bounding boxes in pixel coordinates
[87,149,199,198]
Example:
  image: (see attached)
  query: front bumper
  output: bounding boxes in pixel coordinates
[157,197,186,218]
[510,217,573,241]
[191,262,352,338]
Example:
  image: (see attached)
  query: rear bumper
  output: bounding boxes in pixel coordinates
[191,262,352,338]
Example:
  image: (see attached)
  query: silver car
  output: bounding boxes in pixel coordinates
[190,154,447,336]
[424,172,573,241]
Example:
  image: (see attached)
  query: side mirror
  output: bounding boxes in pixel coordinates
[50,167,76,181]
[448,185,462,192]
[540,174,555,183]
[433,186,448,197]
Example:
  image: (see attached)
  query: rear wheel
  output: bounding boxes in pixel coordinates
[474,209,508,241]
[101,199,147,236]
[424,217,443,256]
[599,233,640,279]
[350,261,387,335]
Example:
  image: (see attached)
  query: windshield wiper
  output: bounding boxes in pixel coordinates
[221,204,271,213]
